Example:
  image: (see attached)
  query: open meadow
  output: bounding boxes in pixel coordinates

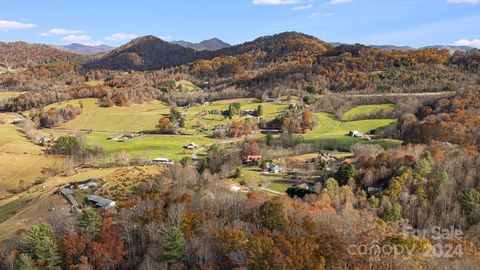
[303,107,400,150]
[86,133,213,161]
[0,120,61,193]
[42,98,171,132]
[183,98,291,131]
[341,103,395,121]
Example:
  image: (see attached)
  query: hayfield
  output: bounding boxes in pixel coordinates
[0,91,22,101]
[87,133,213,161]
[0,123,61,191]
[341,103,395,121]
[184,98,291,130]
[42,98,170,132]
[304,112,400,151]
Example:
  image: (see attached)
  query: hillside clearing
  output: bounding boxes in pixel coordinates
[87,133,213,161]
[342,104,396,121]
[42,98,170,132]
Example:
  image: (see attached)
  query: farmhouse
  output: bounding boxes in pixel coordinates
[267,162,281,174]
[73,178,99,190]
[243,109,257,117]
[152,157,174,165]
[349,130,363,138]
[184,142,198,150]
[85,195,116,209]
[209,110,221,115]
[12,118,25,125]
[34,135,54,145]
[243,155,262,164]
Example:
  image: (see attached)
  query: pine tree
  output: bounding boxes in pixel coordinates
[78,208,102,238]
[21,223,62,270]
[384,202,402,221]
[265,132,273,146]
[34,237,62,270]
[257,104,263,116]
[324,178,339,198]
[163,227,185,265]
[16,253,38,270]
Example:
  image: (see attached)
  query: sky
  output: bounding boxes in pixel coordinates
[0,0,480,48]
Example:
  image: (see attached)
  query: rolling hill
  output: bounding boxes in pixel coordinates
[84,35,198,70]
[85,32,329,71]
[0,41,77,68]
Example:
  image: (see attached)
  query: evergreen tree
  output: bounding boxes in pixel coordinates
[324,178,339,198]
[21,223,62,270]
[163,227,185,265]
[265,132,273,146]
[419,151,433,176]
[16,254,38,270]
[257,104,263,116]
[78,208,102,238]
[258,200,289,231]
[334,163,356,185]
[384,202,402,221]
[34,238,62,270]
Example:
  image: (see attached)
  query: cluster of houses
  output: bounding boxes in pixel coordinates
[59,178,116,210]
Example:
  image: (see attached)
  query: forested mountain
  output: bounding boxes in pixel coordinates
[172,38,231,51]
[85,32,329,71]
[0,41,77,68]
[54,43,115,55]
[84,35,198,70]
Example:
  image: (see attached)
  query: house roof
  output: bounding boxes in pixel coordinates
[86,195,115,207]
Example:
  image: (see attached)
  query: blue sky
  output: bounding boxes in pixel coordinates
[1,0,479,47]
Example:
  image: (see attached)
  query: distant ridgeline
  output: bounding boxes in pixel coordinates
[1,32,480,112]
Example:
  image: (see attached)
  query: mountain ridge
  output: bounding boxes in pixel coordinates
[53,43,115,55]
[171,38,231,51]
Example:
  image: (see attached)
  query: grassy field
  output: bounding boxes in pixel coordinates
[342,104,396,121]
[42,98,170,132]
[87,133,213,161]
[0,122,61,191]
[0,91,22,100]
[266,180,293,193]
[0,166,123,240]
[176,80,198,92]
[303,112,400,151]
[184,98,290,131]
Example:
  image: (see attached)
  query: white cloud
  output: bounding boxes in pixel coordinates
[328,0,351,4]
[41,28,83,36]
[446,0,479,4]
[0,20,36,31]
[158,35,173,41]
[292,3,312,10]
[308,12,320,18]
[104,33,138,41]
[253,0,302,5]
[453,39,480,47]
[62,34,92,43]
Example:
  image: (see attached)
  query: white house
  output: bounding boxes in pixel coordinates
[184,142,198,150]
[152,157,174,165]
[349,130,363,138]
